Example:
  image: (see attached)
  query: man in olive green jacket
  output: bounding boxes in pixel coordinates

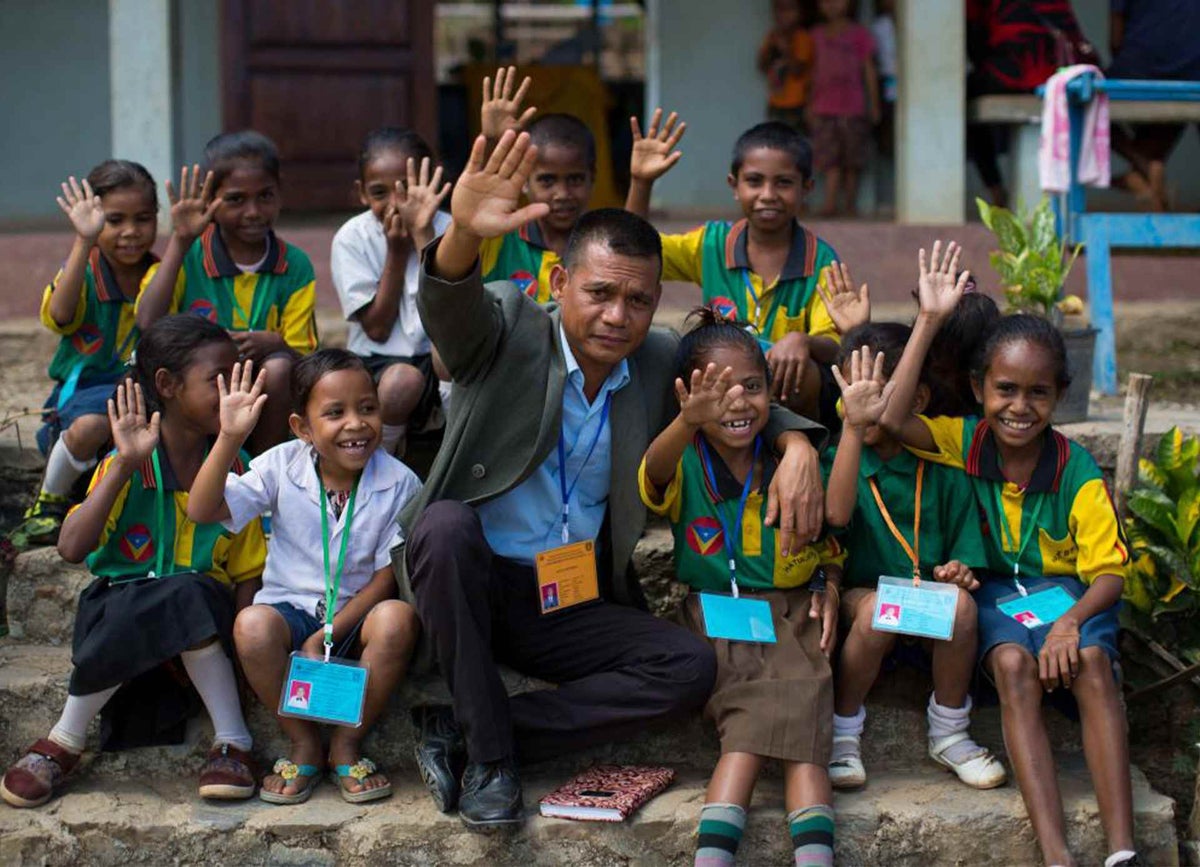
[399,131,827,831]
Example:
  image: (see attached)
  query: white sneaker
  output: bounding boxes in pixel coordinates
[929,733,1008,789]
[829,735,866,789]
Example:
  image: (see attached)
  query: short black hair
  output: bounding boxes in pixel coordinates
[562,207,662,274]
[133,315,233,413]
[927,293,1001,416]
[86,159,157,210]
[526,113,597,171]
[290,348,373,415]
[730,121,813,180]
[837,322,914,381]
[675,306,770,386]
[357,127,435,180]
[973,313,1071,392]
[203,130,281,189]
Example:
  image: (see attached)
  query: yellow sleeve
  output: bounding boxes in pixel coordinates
[818,534,847,568]
[135,262,186,316]
[222,517,268,585]
[907,415,967,469]
[279,281,318,354]
[638,455,684,523]
[1070,477,1130,584]
[68,453,129,551]
[805,270,840,342]
[40,273,87,335]
[480,236,503,279]
[660,226,707,284]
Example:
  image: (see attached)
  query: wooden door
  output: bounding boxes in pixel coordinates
[222,0,435,210]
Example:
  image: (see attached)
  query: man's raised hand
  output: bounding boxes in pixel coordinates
[451,131,549,240]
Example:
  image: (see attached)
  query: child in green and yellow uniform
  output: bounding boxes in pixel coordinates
[627,122,869,430]
[137,131,317,452]
[1,316,266,810]
[641,308,840,867]
[822,322,1005,793]
[879,241,1141,867]
[18,162,160,546]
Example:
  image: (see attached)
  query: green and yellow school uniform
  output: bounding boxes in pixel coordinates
[912,416,1129,584]
[660,219,839,345]
[480,221,560,304]
[138,225,317,355]
[639,436,844,592]
[825,446,989,590]
[79,446,266,586]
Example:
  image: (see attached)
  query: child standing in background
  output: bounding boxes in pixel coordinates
[137,131,318,453]
[758,0,814,132]
[809,0,879,217]
[331,128,452,457]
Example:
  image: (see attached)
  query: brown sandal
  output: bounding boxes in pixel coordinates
[198,743,257,800]
[0,738,82,808]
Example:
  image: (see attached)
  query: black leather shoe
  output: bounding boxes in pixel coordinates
[458,759,524,831]
[411,706,466,813]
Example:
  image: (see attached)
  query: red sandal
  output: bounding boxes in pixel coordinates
[0,738,82,808]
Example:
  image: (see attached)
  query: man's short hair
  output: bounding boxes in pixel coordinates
[527,113,597,171]
[730,121,813,180]
[562,208,663,275]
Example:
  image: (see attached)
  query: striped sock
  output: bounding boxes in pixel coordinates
[695,802,746,866]
[788,804,835,866]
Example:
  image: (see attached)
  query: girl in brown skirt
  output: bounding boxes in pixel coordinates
[640,308,841,867]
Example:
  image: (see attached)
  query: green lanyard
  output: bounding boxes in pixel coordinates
[227,275,274,333]
[150,450,174,580]
[317,469,359,661]
[991,483,1046,596]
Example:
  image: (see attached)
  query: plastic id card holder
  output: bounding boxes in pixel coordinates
[535,540,600,614]
[279,652,369,727]
[699,593,777,643]
[996,584,1076,629]
[871,576,958,641]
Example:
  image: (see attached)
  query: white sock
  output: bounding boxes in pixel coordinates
[48,685,120,752]
[831,707,865,762]
[928,694,982,763]
[1105,851,1138,867]
[381,423,406,455]
[180,642,252,751]
[42,438,97,498]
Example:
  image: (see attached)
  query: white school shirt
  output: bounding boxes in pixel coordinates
[222,439,421,617]
[331,209,452,358]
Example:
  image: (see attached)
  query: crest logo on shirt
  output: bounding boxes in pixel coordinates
[708,296,739,322]
[509,270,538,297]
[686,516,725,556]
[119,523,155,563]
[70,324,104,356]
[188,299,218,322]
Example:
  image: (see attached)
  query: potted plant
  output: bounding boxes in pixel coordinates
[976,196,1095,424]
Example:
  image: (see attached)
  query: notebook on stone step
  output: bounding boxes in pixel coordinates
[538,765,675,822]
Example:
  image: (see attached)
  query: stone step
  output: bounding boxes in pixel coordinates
[0,760,1177,867]
[4,547,91,644]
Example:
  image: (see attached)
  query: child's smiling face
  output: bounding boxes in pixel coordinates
[213,160,281,258]
[96,186,157,270]
[290,368,382,483]
[357,146,415,224]
[697,345,771,455]
[973,339,1061,453]
[526,143,594,235]
[728,147,809,234]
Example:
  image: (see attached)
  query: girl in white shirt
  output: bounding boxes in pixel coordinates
[188,349,422,805]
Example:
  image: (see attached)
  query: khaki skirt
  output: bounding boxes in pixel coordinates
[681,587,833,764]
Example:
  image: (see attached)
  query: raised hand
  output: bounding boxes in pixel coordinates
[481,66,537,140]
[830,346,894,429]
[382,201,409,249]
[451,130,550,240]
[56,176,106,243]
[629,109,687,182]
[165,165,221,242]
[218,360,269,442]
[932,560,980,591]
[108,380,161,465]
[675,363,743,427]
[917,240,971,319]
[817,261,871,334]
[395,157,451,248]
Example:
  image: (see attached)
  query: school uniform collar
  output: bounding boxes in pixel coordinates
[90,247,159,303]
[965,418,1070,494]
[284,440,409,506]
[859,446,919,479]
[139,439,242,491]
[200,224,289,279]
[723,218,819,281]
[518,219,551,251]
[695,432,777,502]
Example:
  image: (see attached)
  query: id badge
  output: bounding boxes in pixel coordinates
[997,584,1076,629]
[535,540,599,614]
[279,652,369,727]
[699,592,777,643]
[871,576,958,641]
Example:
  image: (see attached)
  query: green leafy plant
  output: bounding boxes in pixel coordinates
[976,196,1082,317]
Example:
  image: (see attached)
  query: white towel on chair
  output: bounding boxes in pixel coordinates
[1039,65,1110,193]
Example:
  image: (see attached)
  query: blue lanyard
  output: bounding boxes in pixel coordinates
[556,393,612,544]
[698,434,761,597]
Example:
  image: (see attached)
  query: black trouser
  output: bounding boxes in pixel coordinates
[407,500,717,764]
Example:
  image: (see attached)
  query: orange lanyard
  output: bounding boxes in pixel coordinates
[867,460,924,585]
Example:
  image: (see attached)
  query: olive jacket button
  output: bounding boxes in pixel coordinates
[471,463,486,479]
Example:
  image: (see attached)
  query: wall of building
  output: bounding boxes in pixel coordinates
[177,0,223,167]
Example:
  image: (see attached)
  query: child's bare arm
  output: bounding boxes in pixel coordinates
[234,577,262,612]
[625,109,687,218]
[644,364,741,493]
[1039,573,1123,690]
[48,177,106,327]
[187,361,267,524]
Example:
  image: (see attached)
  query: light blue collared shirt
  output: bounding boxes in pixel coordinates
[476,325,630,565]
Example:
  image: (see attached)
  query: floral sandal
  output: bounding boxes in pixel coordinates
[259,758,322,805]
[332,757,392,804]
[0,738,82,808]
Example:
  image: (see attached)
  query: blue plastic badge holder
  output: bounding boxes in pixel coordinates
[279,652,369,727]
[700,592,777,643]
[871,576,958,641]
[996,584,1076,629]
